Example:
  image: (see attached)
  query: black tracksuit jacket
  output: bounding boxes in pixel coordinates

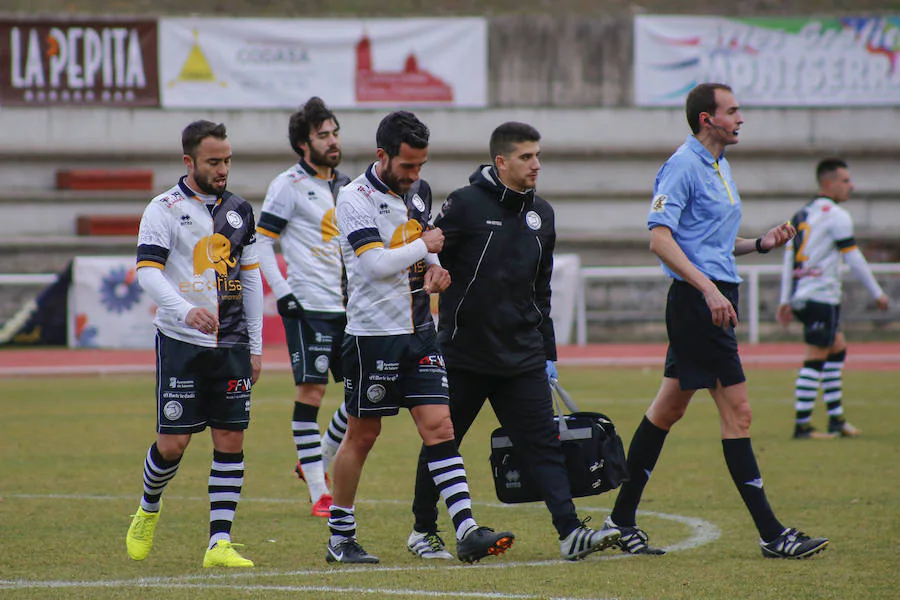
[434,165,557,376]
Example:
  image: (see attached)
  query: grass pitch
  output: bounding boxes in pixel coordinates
[1,365,898,599]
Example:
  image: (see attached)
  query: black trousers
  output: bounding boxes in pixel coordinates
[412,366,580,538]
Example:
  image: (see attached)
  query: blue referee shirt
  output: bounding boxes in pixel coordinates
[647,134,743,284]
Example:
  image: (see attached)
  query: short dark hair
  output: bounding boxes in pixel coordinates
[685,83,733,134]
[376,111,429,157]
[289,96,338,158]
[489,122,541,165]
[182,120,227,158]
[816,157,848,184]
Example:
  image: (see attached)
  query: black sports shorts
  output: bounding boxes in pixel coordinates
[791,300,841,348]
[663,280,746,390]
[155,332,252,434]
[282,310,346,385]
[341,325,449,418]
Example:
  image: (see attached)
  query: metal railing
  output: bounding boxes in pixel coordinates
[576,263,900,345]
[3,266,900,346]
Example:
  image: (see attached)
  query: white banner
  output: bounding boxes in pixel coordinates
[68,257,157,349]
[550,253,581,346]
[159,17,487,109]
[635,15,900,106]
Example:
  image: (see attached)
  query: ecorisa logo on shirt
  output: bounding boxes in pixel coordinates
[181,234,243,296]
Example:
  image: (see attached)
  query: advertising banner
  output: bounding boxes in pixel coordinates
[67,255,290,349]
[158,17,487,108]
[0,17,159,107]
[635,15,900,106]
[68,257,158,349]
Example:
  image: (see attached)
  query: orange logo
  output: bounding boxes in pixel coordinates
[193,233,236,276]
[321,208,339,242]
[389,220,423,249]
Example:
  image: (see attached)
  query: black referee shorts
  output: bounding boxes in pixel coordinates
[663,280,746,390]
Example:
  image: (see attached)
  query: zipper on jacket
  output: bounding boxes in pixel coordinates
[451,232,493,341]
[530,236,544,326]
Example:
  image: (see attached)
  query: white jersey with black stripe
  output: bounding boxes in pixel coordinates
[136,178,259,348]
[336,165,432,336]
[257,161,348,312]
[788,197,856,306]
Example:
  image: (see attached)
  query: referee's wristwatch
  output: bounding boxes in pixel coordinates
[755,237,770,254]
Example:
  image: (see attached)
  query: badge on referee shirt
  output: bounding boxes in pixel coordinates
[651,194,668,213]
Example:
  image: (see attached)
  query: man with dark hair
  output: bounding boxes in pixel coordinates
[326,111,514,565]
[407,121,622,562]
[257,97,352,517]
[604,83,829,559]
[126,120,262,568]
[777,158,889,439]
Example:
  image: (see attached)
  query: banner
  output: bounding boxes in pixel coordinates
[159,17,487,108]
[635,15,900,106]
[66,255,289,349]
[0,18,159,107]
[68,257,157,348]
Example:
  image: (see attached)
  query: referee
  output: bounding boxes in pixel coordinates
[603,83,830,559]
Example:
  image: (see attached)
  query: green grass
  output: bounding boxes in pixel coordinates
[1,366,898,599]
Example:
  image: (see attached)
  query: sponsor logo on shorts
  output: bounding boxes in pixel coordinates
[441,375,449,388]
[245,399,251,413]
[315,332,334,343]
[418,354,446,368]
[168,377,194,389]
[366,384,386,404]
[309,345,331,353]
[162,391,194,399]
[290,351,301,366]
[227,378,252,393]
[315,355,330,373]
[343,378,354,391]
[163,401,183,421]
[375,360,399,372]
[368,373,399,382]
[525,210,541,230]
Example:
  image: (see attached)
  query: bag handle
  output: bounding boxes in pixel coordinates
[549,378,580,436]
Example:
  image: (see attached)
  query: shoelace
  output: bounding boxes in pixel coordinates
[129,513,154,538]
[424,532,446,551]
[624,527,650,544]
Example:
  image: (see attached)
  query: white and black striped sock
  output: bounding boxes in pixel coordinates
[425,441,477,541]
[208,450,244,549]
[140,442,180,512]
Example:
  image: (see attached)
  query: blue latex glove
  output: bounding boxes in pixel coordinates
[545,360,558,382]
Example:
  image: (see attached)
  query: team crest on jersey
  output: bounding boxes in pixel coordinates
[226,210,243,229]
[411,194,426,213]
[651,194,668,213]
[525,210,541,230]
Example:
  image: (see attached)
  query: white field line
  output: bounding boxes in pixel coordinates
[1,351,896,377]
[1,493,718,597]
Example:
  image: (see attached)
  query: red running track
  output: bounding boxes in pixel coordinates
[0,342,897,377]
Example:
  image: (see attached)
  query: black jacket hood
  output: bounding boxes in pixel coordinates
[469,165,535,214]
